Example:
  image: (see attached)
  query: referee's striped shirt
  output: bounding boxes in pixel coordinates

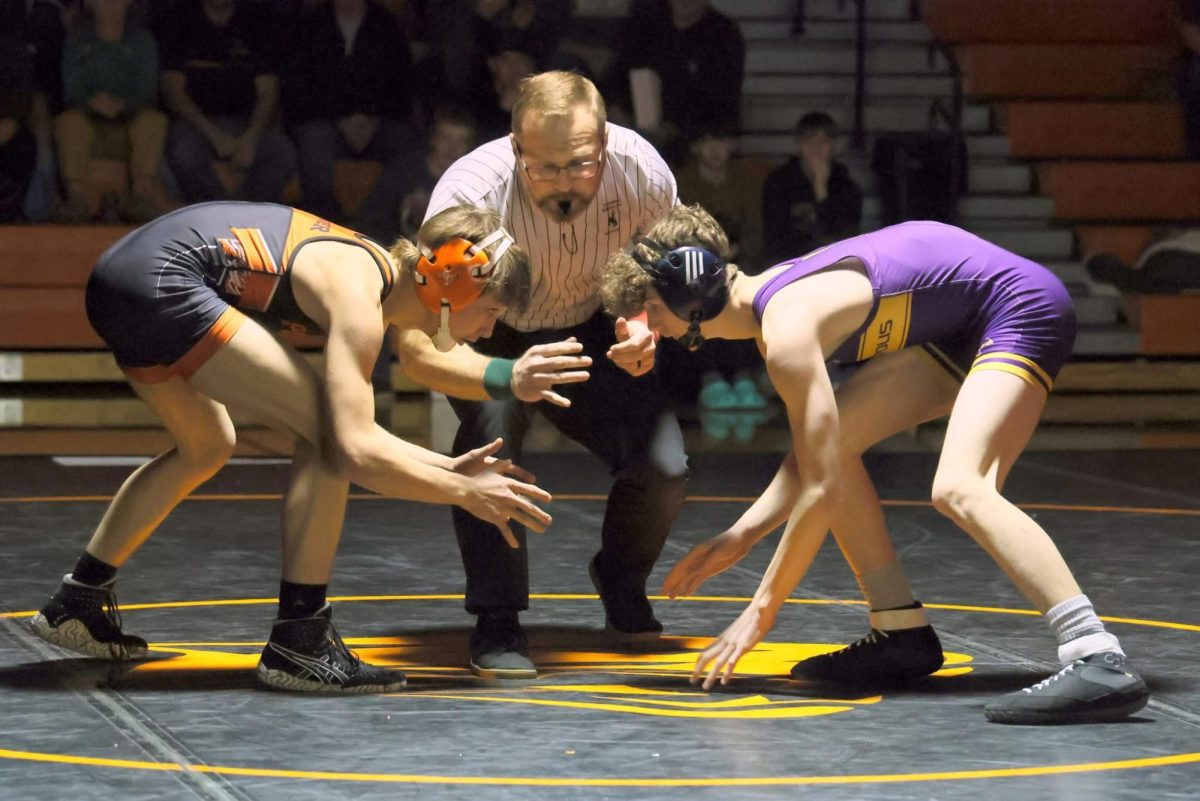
[424,123,678,332]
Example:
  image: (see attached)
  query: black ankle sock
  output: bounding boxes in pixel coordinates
[278,580,327,620]
[71,551,118,587]
[870,601,923,613]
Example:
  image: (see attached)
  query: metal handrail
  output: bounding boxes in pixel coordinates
[851,0,867,151]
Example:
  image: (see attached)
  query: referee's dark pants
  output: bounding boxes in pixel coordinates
[448,310,689,615]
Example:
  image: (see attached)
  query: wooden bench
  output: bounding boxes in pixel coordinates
[921,0,1179,45]
[1003,102,1184,159]
[1038,163,1200,221]
[0,224,419,390]
[956,45,1177,99]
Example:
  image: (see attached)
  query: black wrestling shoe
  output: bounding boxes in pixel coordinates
[29,574,149,660]
[257,604,406,694]
[469,610,536,679]
[984,651,1150,725]
[589,557,662,643]
[790,625,945,684]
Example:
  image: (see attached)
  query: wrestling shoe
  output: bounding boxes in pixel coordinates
[469,610,536,679]
[29,574,149,660]
[257,604,406,693]
[589,556,662,643]
[984,651,1149,725]
[790,625,944,684]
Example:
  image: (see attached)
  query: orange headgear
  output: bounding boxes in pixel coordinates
[413,228,515,352]
[414,228,515,312]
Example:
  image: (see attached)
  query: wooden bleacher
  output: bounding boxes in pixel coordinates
[919,0,1200,427]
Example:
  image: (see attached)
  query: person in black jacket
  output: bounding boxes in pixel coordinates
[281,0,418,223]
[606,0,745,167]
[761,111,863,265]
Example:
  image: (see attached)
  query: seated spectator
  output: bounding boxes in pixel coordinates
[54,0,168,223]
[676,120,763,269]
[281,0,418,224]
[0,29,38,221]
[673,120,768,416]
[606,0,744,167]
[357,105,479,392]
[1181,0,1200,160]
[421,0,575,114]
[475,46,538,142]
[356,105,479,245]
[761,111,862,265]
[158,0,297,204]
[1,0,67,221]
[1086,229,1200,294]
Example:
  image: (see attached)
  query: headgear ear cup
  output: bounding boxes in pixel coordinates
[414,228,515,349]
[634,238,729,350]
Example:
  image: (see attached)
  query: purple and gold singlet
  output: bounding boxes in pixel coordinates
[86,201,395,383]
[751,221,1076,392]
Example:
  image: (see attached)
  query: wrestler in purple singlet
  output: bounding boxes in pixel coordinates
[751,221,1077,392]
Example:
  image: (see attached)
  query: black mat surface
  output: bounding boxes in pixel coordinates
[2,451,1198,800]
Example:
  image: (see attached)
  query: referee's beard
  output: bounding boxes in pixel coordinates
[539,192,592,223]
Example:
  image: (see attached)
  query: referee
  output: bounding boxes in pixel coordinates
[396,71,687,679]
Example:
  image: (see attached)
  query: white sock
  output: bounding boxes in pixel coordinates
[1047,594,1122,664]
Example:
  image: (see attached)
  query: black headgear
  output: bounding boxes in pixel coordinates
[635,237,729,351]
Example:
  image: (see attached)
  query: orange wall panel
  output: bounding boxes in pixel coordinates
[1005,102,1184,158]
[922,0,1179,44]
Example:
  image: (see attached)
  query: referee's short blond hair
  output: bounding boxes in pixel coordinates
[512,71,607,137]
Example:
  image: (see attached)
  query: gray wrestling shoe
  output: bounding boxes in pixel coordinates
[29,574,149,660]
[985,651,1149,725]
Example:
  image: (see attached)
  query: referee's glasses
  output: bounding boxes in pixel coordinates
[517,145,602,182]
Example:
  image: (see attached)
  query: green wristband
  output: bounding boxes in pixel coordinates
[482,358,516,400]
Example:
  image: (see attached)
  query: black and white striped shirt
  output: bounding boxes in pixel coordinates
[424,123,678,331]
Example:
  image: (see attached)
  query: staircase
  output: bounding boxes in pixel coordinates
[715,0,1135,355]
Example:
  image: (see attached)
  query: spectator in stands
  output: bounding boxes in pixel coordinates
[54,0,168,223]
[357,104,479,392]
[1180,0,1200,159]
[0,24,38,221]
[606,0,745,167]
[0,0,67,221]
[671,119,767,416]
[281,0,418,224]
[158,0,296,204]
[422,0,576,114]
[357,105,479,245]
[1086,229,1200,293]
[761,111,863,265]
[475,47,539,142]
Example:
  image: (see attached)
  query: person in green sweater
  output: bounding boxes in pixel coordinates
[55,0,167,222]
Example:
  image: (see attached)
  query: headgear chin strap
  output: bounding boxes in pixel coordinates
[414,228,515,352]
[635,237,728,352]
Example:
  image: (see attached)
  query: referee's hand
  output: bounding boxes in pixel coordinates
[511,337,592,407]
[608,316,656,377]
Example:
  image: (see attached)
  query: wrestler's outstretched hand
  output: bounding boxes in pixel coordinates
[691,602,777,691]
[661,531,754,598]
[450,437,536,483]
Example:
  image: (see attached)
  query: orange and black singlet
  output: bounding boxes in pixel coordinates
[85,201,397,383]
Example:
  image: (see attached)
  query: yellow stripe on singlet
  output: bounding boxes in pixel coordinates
[856,292,912,361]
[971,351,1053,391]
